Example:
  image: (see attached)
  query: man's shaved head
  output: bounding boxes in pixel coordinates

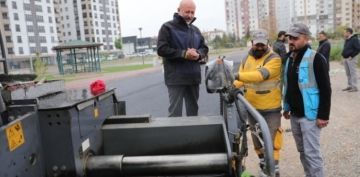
[178,0,196,24]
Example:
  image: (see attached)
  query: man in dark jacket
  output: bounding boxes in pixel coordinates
[317,31,331,70]
[157,0,209,117]
[341,27,360,92]
[283,23,331,177]
[272,31,287,64]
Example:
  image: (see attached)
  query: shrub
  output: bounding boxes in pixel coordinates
[330,45,343,61]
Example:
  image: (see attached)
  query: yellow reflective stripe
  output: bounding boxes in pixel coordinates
[244,80,280,91]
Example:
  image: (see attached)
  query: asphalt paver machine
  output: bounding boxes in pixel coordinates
[0,58,275,177]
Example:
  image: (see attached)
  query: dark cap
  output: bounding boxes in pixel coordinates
[286,23,311,37]
[252,29,268,45]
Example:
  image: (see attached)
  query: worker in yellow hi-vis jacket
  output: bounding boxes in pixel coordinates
[233,29,282,177]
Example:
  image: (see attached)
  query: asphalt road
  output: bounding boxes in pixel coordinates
[107,51,245,118]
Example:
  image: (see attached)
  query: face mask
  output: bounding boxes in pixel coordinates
[253,50,266,59]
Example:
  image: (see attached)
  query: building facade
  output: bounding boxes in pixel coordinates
[55,0,121,51]
[353,0,360,32]
[0,0,121,63]
[0,0,58,57]
[225,0,277,39]
[276,0,294,32]
[225,0,250,39]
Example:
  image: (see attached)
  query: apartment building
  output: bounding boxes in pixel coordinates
[55,0,121,51]
[225,0,277,39]
[335,0,352,28]
[353,0,360,31]
[0,0,58,57]
[225,0,245,40]
[276,0,294,31]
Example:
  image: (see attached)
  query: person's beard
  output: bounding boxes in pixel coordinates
[253,49,266,59]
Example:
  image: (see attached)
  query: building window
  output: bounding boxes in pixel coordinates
[85,37,90,41]
[83,13,87,18]
[12,1,17,9]
[96,29,99,34]
[8,48,14,54]
[85,29,89,34]
[48,7,51,13]
[25,14,33,21]
[38,26,45,33]
[67,23,70,27]
[93,5,96,10]
[68,32,71,35]
[17,36,22,43]
[2,13,8,19]
[50,27,54,33]
[0,1,6,7]
[49,17,53,23]
[15,25,20,32]
[36,15,44,22]
[6,36,12,43]
[4,24,10,31]
[30,47,36,54]
[82,4,86,9]
[66,15,69,20]
[84,21,88,26]
[14,13,19,20]
[27,25,34,32]
[28,36,35,43]
[51,36,55,42]
[41,47,47,53]
[19,47,24,54]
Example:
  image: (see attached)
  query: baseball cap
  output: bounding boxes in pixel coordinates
[286,23,311,37]
[252,29,268,45]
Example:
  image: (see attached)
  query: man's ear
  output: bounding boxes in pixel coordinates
[177,8,180,12]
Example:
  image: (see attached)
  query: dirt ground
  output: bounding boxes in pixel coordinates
[245,61,360,177]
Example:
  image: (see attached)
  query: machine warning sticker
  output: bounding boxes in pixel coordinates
[94,108,99,118]
[6,122,25,151]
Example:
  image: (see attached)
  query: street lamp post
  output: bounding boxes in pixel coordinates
[138,27,144,65]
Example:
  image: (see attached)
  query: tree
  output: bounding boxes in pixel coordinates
[114,38,122,49]
[33,52,47,79]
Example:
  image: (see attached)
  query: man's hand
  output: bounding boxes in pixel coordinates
[282,111,290,119]
[316,119,329,128]
[185,48,200,60]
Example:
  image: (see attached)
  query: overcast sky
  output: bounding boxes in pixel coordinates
[119,0,226,37]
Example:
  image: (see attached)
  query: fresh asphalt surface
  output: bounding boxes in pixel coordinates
[107,51,245,118]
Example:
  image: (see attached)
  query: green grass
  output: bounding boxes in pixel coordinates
[44,64,153,82]
[102,64,152,73]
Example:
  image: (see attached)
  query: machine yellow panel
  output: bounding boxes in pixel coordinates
[6,122,25,151]
[94,108,99,118]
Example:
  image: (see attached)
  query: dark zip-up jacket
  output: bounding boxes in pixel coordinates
[317,39,331,69]
[157,13,209,85]
[272,39,287,64]
[285,45,331,120]
[342,34,360,58]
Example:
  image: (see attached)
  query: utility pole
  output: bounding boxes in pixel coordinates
[138,27,144,65]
